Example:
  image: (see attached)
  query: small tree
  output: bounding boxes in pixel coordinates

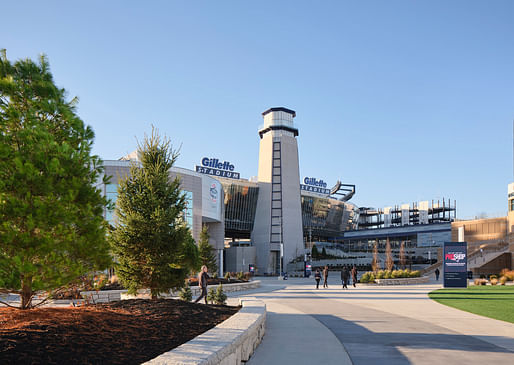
[372,241,379,272]
[311,245,319,259]
[198,225,218,274]
[385,238,394,271]
[0,50,111,309]
[109,128,199,299]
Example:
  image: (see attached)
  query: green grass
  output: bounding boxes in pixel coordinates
[429,285,514,323]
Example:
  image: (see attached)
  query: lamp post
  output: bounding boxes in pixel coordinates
[278,216,284,280]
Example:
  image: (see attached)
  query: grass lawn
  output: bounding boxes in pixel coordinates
[429,285,514,324]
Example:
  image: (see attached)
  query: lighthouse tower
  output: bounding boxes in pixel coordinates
[251,107,304,274]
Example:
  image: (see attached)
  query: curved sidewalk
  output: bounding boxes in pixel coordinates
[232,277,514,365]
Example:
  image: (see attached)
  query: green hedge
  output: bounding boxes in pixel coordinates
[360,269,421,283]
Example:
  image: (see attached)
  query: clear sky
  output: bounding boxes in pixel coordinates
[2,1,514,219]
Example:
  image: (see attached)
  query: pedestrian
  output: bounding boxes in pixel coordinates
[341,265,349,289]
[194,265,209,304]
[435,268,440,281]
[351,265,358,287]
[314,269,321,289]
[322,266,329,288]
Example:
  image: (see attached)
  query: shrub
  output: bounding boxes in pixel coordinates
[179,287,192,301]
[410,270,421,278]
[391,270,402,279]
[212,272,218,279]
[489,274,498,280]
[385,271,392,279]
[505,271,514,281]
[244,272,252,281]
[480,279,487,285]
[237,271,245,280]
[207,287,216,304]
[360,272,374,283]
[474,279,481,286]
[213,284,227,305]
[224,272,231,280]
[490,278,498,286]
[499,276,508,285]
[376,270,385,279]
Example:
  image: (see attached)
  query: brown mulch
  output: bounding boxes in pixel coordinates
[0,299,239,365]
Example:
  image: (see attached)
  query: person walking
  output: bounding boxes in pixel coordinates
[194,265,210,304]
[341,265,349,289]
[314,269,321,289]
[435,268,440,281]
[351,265,358,288]
[322,266,329,288]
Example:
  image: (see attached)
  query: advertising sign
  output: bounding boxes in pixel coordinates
[201,178,222,222]
[195,157,240,179]
[300,177,330,195]
[443,241,468,288]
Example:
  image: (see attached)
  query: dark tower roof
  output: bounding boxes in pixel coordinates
[262,107,296,118]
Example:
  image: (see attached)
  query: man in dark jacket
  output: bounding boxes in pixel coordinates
[194,265,210,304]
[341,266,349,289]
[314,269,321,289]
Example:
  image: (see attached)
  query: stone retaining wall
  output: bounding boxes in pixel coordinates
[81,281,261,303]
[374,276,430,285]
[144,298,266,365]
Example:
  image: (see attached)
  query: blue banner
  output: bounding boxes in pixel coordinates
[443,241,467,288]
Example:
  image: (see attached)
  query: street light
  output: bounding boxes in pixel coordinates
[278,216,284,280]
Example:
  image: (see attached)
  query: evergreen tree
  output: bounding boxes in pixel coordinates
[311,244,319,259]
[321,246,327,258]
[0,50,111,309]
[198,225,218,274]
[109,128,199,299]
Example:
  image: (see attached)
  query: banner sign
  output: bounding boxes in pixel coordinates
[443,241,468,288]
[195,157,240,179]
[300,177,330,195]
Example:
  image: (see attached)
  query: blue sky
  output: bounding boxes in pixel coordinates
[2,1,513,219]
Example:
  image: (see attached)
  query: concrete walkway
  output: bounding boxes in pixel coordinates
[231,277,514,365]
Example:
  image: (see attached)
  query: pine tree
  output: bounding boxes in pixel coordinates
[109,128,199,299]
[198,225,218,274]
[0,50,111,309]
[311,245,319,259]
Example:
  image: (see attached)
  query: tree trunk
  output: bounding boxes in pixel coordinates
[21,277,33,309]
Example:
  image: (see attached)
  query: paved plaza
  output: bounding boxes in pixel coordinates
[228,277,514,365]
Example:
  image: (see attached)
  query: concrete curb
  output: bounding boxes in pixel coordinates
[375,276,430,285]
[143,298,266,365]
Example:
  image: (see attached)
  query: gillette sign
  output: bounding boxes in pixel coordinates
[195,157,240,179]
[300,177,330,195]
[443,242,468,288]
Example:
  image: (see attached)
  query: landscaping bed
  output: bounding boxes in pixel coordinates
[429,286,514,323]
[0,299,239,364]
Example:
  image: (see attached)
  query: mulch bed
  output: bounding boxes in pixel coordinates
[0,299,239,365]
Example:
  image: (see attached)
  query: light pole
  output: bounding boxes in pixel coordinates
[278,216,284,280]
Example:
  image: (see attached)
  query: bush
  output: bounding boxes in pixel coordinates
[360,272,372,283]
[391,270,402,279]
[385,271,392,279]
[224,272,231,280]
[490,278,498,286]
[474,279,481,286]
[480,279,487,285]
[213,284,227,305]
[207,287,216,304]
[489,274,498,280]
[179,287,192,301]
[376,270,385,279]
[244,272,252,281]
[410,270,421,278]
[212,272,218,279]
[237,271,245,280]
[499,276,508,285]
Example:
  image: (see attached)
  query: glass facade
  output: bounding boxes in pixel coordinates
[301,194,359,240]
[104,182,193,229]
[222,182,259,238]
